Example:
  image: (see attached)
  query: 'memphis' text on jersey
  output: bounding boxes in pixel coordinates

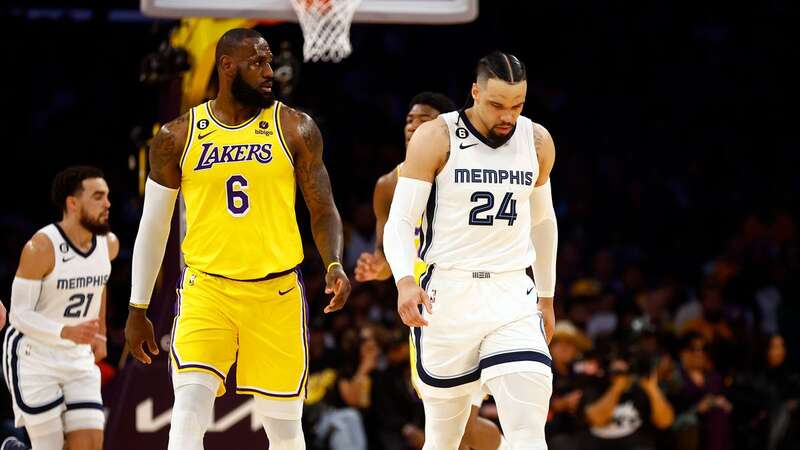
[56,275,109,290]
[454,168,535,186]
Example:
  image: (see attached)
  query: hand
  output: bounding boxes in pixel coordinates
[91,337,107,362]
[538,297,555,344]
[324,265,351,313]
[401,424,425,449]
[557,389,583,413]
[696,395,714,413]
[354,252,391,282]
[0,302,6,328]
[611,373,632,393]
[359,339,380,374]
[125,307,159,364]
[713,395,733,413]
[639,370,660,392]
[61,320,100,345]
[397,276,432,327]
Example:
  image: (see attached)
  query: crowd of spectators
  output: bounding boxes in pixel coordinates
[2,1,798,449]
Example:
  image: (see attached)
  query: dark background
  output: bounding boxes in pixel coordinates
[1,1,798,449]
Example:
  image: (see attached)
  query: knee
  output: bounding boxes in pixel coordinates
[66,431,103,450]
[261,416,305,450]
[503,421,546,450]
[461,415,478,445]
[169,408,205,435]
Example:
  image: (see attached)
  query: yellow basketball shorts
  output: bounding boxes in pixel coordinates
[170,266,309,399]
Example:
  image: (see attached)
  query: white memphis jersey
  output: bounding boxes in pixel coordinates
[419,110,539,272]
[34,224,110,347]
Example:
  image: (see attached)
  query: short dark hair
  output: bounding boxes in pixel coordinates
[476,51,527,84]
[408,92,456,114]
[52,166,105,213]
[215,28,265,65]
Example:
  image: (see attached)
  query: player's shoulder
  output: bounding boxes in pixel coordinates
[105,231,120,261]
[412,116,450,144]
[17,231,55,278]
[376,167,399,190]
[158,111,192,151]
[278,103,321,155]
[278,103,316,133]
[530,120,554,152]
[26,232,55,256]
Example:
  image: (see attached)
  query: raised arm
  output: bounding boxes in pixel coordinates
[530,122,557,344]
[281,106,351,313]
[384,118,449,327]
[125,113,187,364]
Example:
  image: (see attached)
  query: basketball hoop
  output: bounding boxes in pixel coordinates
[289,0,362,63]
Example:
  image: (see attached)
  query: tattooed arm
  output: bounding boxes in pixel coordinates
[125,113,187,364]
[282,106,351,313]
[148,114,188,188]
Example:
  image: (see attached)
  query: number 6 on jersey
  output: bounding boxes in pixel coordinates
[226,174,250,216]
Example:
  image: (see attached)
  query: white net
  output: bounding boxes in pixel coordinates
[290,0,363,63]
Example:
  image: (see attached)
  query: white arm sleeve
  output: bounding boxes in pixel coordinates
[383,177,432,284]
[530,180,558,298]
[9,277,63,339]
[130,178,179,308]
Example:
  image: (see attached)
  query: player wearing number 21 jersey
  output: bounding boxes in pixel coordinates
[4,166,118,450]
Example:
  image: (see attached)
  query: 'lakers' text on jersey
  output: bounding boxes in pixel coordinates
[419,110,539,272]
[31,224,111,348]
[179,101,304,280]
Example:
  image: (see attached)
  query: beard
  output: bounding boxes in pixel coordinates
[232,72,274,109]
[80,213,111,235]
[487,124,516,148]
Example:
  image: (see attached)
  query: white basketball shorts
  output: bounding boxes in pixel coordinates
[3,326,104,431]
[410,266,552,399]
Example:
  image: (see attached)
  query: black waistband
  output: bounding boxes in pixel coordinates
[203,266,296,282]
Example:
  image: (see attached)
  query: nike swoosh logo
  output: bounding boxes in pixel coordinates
[62,256,75,262]
[278,287,296,296]
[459,142,478,149]
[526,287,535,295]
[198,130,216,140]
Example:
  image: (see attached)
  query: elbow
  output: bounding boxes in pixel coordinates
[338,383,368,409]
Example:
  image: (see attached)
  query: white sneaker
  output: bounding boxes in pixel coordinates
[0,437,28,450]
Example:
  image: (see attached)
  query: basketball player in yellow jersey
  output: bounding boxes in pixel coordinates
[355,93,507,450]
[124,28,351,450]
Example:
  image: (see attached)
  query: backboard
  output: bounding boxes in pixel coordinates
[141,0,479,24]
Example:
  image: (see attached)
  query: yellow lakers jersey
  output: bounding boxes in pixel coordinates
[179,101,303,279]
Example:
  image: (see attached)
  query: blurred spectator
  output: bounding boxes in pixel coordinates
[670,332,732,450]
[751,334,800,450]
[547,321,592,450]
[581,349,674,450]
[368,328,425,450]
[679,279,734,343]
[303,325,380,450]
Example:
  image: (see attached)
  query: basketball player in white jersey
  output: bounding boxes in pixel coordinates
[384,52,558,450]
[2,166,118,450]
[355,92,507,450]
